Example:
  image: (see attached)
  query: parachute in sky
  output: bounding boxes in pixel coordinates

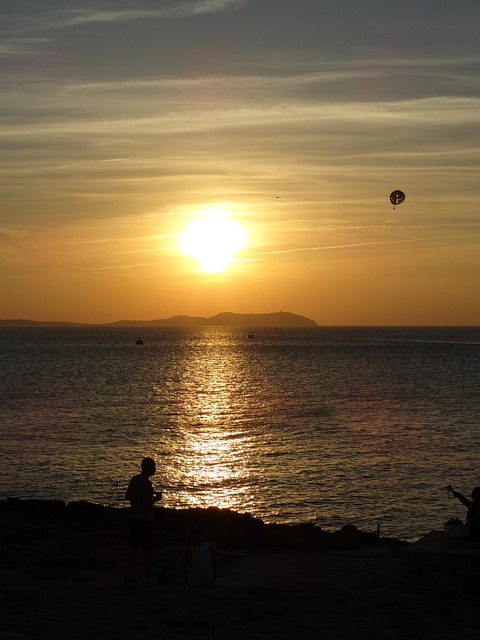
[389,190,405,209]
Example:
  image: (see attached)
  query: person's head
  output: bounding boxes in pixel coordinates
[186,527,203,546]
[141,457,156,477]
[471,487,480,502]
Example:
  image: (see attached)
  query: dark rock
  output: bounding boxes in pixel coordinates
[0,499,404,555]
[65,500,128,524]
[331,524,382,549]
[4,497,66,513]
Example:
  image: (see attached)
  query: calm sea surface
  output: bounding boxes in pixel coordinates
[1,326,479,540]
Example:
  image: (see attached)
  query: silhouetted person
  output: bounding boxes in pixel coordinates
[125,457,162,582]
[447,485,480,537]
[180,527,218,586]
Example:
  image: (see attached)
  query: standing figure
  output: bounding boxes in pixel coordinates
[447,485,480,537]
[125,457,162,582]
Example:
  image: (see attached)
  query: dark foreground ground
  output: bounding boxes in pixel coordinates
[1,499,478,639]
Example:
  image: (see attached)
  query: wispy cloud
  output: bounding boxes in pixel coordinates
[56,0,245,28]
[253,238,421,257]
[1,0,246,35]
[0,227,29,241]
[0,38,51,57]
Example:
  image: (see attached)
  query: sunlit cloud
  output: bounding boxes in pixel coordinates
[0,227,29,239]
[253,238,420,256]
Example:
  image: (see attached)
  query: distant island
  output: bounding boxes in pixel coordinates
[0,311,317,328]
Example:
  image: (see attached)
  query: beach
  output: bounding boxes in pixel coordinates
[1,500,478,639]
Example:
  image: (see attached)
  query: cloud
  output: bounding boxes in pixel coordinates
[56,1,246,28]
[253,238,420,256]
[0,38,51,57]
[0,227,29,242]
[1,88,478,218]
[1,0,247,35]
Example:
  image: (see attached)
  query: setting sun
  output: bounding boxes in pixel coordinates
[179,212,248,273]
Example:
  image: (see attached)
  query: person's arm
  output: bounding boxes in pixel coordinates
[141,491,162,511]
[131,479,161,510]
[447,485,471,508]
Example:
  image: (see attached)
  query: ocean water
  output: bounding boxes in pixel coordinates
[1,325,479,541]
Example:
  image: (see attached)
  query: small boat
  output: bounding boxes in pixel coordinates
[135,337,144,345]
[247,332,255,339]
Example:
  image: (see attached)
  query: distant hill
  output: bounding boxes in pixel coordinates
[109,312,317,327]
[0,319,84,327]
[0,312,317,328]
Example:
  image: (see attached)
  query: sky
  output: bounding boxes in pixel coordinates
[1,0,480,325]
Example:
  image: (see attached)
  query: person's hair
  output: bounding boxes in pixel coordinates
[141,457,155,473]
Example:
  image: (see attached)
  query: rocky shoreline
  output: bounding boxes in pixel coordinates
[1,498,408,574]
[1,499,478,639]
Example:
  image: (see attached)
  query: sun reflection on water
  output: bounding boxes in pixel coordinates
[156,333,257,513]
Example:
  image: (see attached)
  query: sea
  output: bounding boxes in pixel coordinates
[1,325,479,541]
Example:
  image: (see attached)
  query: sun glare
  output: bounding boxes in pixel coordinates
[179,211,248,273]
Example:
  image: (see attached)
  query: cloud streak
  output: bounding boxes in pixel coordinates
[1,1,247,35]
[57,0,246,27]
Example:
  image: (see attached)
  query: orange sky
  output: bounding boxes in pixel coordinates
[1,1,480,325]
